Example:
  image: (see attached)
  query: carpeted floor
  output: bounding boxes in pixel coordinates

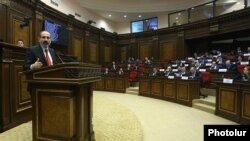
[0,93,143,141]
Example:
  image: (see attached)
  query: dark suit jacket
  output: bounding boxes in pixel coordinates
[23,45,57,71]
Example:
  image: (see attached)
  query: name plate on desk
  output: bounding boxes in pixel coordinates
[172,69,178,72]
[241,62,249,65]
[181,76,188,80]
[168,76,175,79]
[205,63,212,66]
[199,69,206,72]
[218,69,227,72]
[172,64,177,67]
[223,78,233,84]
[184,64,189,67]
[243,53,250,56]
[159,69,165,72]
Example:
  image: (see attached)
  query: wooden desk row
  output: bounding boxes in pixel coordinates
[139,76,200,107]
[215,80,250,124]
[93,74,129,93]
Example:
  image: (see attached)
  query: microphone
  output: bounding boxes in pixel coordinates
[55,50,64,64]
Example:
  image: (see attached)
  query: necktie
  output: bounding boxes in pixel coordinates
[45,48,52,66]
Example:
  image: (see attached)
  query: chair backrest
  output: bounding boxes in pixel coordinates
[237,64,245,74]
[129,71,138,81]
[201,71,211,82]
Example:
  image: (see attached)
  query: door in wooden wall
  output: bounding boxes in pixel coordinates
[160,42,175,60]
[120,47,127,63]
[139,43,152,60]
[104,46,112,63]
[72,35,83,62]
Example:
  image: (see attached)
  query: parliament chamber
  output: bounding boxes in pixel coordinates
[1,0,250,140]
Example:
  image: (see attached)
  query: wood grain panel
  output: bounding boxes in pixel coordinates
[219,88,237,115]
[151,79,162,96]
[104,46,111,63]
[72,36,83,61]
[176,84,189,101]
[163,81,176,98]
[94,78,104,90]
[89,42,97,62]
[241,91,250,120]
[121,47,127,63]
[105,77,114,90]
[139,43,151,60]
[160,42,175,60]
[11,13,32,47]
[115,78,125,91]
[38,90,76,140]
[139,79,151,95]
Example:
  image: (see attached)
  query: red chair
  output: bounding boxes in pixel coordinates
[237,64,245,74]
[128,71,138,87]
[201,71,211,88]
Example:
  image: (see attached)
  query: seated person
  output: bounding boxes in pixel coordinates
[149,67,160,76]
[175,66,188,77]
[236,66,249,81]
[17,39,24,47]
[220,60,237,71]
[164,66,175,77]
[210,61,219,70]
[118,68,124,75]
[188,66,201,79]
[103,68,109,75]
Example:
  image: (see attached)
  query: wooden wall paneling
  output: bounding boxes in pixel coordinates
[138,41,152,60]
[71,33,83,62]
[241,90,250,124]
[8,1,33,47]
[0,3,7,42]
[105,77,115,90]
[10,59,31,122]
[139,77,151,95]
[152,36,159,60]
[163,79,176,100]
[120,46,127,63]
[160,41,175,61]
[184,22,210,40]
[151,78,162,96]
[85,32,99,64]
[0,62,11,131]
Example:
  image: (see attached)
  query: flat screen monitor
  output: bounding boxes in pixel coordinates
[144,18,158,31]
[131,20,143,33]
[43,19,69,47]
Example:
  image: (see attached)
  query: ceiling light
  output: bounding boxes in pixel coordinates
[138,15,142,18]
[178,13,181,16]
[123,15,127,18]
[108,14,112,17]
[176,17,178,20]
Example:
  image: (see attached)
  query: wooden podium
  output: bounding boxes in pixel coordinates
[24,62,101,141]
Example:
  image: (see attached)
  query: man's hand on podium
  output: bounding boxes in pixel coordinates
[31,58,43,70]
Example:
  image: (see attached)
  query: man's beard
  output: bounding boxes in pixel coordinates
[41,41,50,46]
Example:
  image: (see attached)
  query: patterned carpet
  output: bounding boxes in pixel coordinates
[0,93,143,141]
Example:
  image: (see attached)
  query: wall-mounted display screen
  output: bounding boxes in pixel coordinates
[131,17,158,33]
[43,19,69,47]
[131,20,143,33]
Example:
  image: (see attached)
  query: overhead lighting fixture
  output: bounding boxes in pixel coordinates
[176,17,178,20]
[178,13,181,16]
[123,15,127,18]
[138,15,142,18]
[108,14,112,17]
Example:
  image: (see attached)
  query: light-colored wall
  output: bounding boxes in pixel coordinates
[41,0,169,34]
[41,0,117,33]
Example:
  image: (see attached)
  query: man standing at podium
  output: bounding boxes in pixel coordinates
[23,31,57,71]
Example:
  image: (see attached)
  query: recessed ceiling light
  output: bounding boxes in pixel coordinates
[176,17,178,20]
[124,15,127,18]
[178,13,181,16]
[138,15,142,18]
[108,14,112,17]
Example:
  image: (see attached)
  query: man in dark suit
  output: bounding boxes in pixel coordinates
[23,31,57,71]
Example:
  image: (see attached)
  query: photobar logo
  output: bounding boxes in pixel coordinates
[204,125,250,141]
